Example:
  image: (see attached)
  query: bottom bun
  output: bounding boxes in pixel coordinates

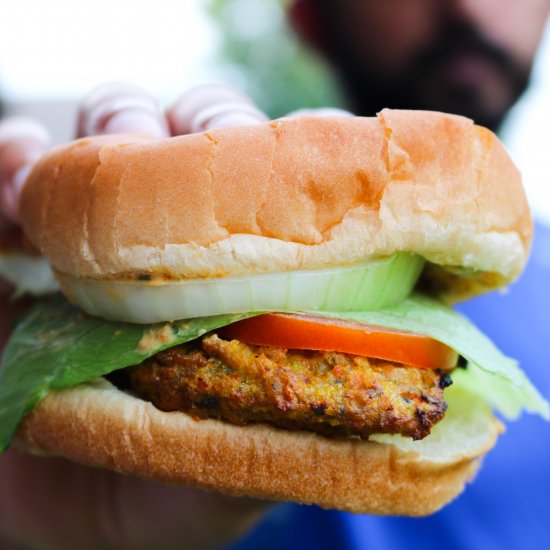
[15,378,502,516]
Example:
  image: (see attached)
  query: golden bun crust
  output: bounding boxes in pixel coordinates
[16,379,502,516]
[20,110,532,301]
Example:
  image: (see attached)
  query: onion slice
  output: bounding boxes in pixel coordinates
[57,253,425,323]
[0,252,59,296]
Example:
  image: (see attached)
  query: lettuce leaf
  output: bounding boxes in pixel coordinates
[319,295,549,421]
[0,293,547,452]
[0,296,254,452]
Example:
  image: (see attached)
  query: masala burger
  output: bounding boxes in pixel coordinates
[0,109,547,516]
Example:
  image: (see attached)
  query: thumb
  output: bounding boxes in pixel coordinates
[0,117,50,224]
[0,450,270,550]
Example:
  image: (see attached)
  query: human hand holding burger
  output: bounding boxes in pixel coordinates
[0,80,548,549]
[0,83,273,550]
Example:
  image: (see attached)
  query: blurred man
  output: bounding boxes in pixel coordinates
[291,0,550,130]
[224,2,550,550]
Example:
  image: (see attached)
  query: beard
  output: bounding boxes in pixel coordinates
[328,22,531,132]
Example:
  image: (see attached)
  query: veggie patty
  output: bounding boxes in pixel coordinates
[125,334,451,440]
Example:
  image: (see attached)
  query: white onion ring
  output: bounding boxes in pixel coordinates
[56,254,425,324]
[0,252,59,296]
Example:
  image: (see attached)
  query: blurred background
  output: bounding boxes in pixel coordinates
[1,0,549,224]
[2,4,549,549]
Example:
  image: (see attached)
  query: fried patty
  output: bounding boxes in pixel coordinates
[126,334,451,440]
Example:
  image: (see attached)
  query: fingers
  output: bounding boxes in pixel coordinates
[78,82,343,143]
[0,117,51,224]
[78,83,268,140]
[0,450,271,550]
[76,82,169,138]
[167,83,268,135]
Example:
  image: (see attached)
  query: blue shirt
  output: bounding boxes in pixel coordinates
[228,223,550,550]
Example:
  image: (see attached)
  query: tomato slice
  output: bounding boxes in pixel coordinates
[217,313,457,370]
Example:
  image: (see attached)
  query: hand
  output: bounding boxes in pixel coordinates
[0,83,272,550]
[0,117,50,350]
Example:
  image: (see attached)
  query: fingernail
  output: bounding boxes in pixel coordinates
[204,112,268,131]
[284,108,354,119]
[192,103,268,133]
[0,117,51,146]
[104,110,168,137]
[78,83,168,138]
[168,84,267,135]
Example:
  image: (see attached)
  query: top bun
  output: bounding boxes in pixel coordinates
[20,109,532,302]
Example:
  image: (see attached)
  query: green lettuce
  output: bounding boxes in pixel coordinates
[318,295,549,421]
[0,296,254,452]
[0,293,548,452]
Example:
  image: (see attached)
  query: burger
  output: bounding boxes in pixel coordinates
[0,109,547,516]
